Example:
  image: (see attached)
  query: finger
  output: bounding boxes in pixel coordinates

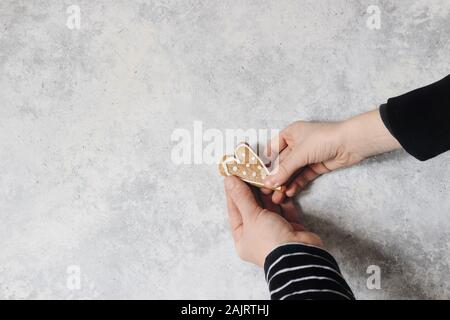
[262,148,291,189]
[265,148,291,174]
[272,190,286,205]
[259,192,281,214]
[224,176,262,222]
[285,173,309,197]
[260,187,274,195]
[265,131,288,159]
[280,200,306,231]
[285,180,303,197]
[285,162,332,196]
[290,223,307,232]
[310,162,332,175]
[265,148,307,189]
[224,188,243,240]
[279,199,301,224]
[277,147,291,163]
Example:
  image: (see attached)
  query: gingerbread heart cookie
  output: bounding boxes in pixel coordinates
[219,142,285,192]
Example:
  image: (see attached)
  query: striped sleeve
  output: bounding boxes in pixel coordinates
[264,243,355,300]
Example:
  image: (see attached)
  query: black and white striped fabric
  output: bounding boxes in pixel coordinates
[264,243,355,300]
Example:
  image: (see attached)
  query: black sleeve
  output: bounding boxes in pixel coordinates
[379,74,450,161]
[264,243,355,300]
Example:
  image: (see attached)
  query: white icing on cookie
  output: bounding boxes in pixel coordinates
[233,143,271,179]
[222,156,238,176]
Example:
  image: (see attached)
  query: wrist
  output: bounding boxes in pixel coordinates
[340,108,401,160]
[263,233,325,265]
[271,232,324,253]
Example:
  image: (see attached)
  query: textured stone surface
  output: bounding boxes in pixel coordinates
[0,0,449,299]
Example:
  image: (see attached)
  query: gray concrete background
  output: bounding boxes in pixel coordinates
[1,0,449,299]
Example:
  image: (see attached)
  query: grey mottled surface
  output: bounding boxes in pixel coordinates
[1,0,449,299]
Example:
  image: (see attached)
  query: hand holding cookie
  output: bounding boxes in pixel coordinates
[224,176,323,267]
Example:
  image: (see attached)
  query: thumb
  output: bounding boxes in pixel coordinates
[264,149,306,188]
[224,176,262,221]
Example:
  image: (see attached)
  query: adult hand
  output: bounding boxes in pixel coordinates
[263,109,402,204]
[224,176,322,267]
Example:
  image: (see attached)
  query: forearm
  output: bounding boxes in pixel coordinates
[264,243,355,300]
[340,109,402,161]
[340,75,450,162]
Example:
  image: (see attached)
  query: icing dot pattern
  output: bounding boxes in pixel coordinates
[222,144,272,188]
[226,163,267,183]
